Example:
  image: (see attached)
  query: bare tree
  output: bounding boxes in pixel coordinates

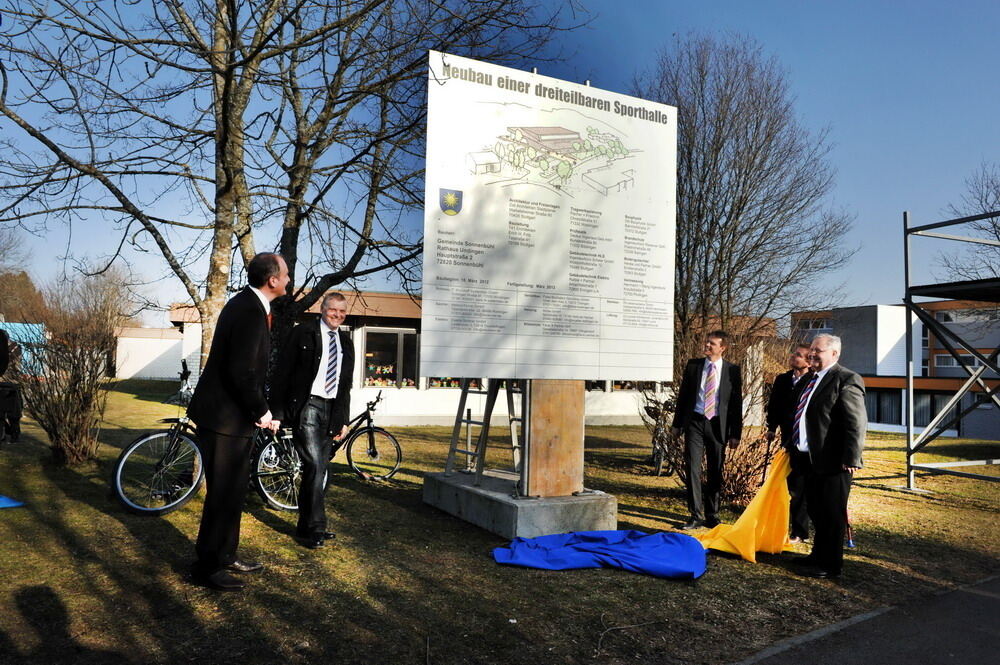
[939,161,1000,281]
[0,0,580,358]
[14,272,130,465]
[633,34,855,376]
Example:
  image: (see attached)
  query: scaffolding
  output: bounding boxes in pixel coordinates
[902,210,1000,489]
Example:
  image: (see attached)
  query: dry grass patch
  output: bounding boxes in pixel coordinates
[0,381,996,664]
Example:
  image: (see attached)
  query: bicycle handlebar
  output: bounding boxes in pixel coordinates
[366,390,383,412]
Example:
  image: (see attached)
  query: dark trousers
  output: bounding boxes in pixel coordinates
[294,397,335,537]
[194,428,253,573]
[788,450,811,539]
[683,415,725,521]
[805,468,853,574]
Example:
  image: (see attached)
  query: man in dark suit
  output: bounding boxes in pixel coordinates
[671,330,743,530]
[765,342,814,542]
[271,292,354,549]
[187,252,289,591]
[791,333,866,579]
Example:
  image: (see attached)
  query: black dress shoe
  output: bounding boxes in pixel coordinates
[191,569,246,591]
[317,531,336,541]
[704,517,720,528]
[225,559,264,574]
[303,536,326,549]
[679,519,705,530]
[800,566,839,579]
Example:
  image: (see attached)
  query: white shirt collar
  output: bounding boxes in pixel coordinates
[814,362,837,381]
[248,286,270,315]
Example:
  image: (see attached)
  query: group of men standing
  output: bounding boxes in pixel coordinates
[187,252,354,592]
[672,330,867,579]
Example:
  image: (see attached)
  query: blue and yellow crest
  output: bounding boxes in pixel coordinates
[439,188,463,216]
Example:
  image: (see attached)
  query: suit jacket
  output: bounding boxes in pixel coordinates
[766,370,812,449]
[671,357,743,441]
[803,364,867,474]
[270,322,354,435]
[187,288,271,437]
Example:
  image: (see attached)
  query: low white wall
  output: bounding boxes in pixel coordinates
[351,385,649,426]
[116,335,183,380]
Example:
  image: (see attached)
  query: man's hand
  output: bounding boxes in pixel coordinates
[333,425,348,441]
[764,430,776,443]
[256,410,280,432]
[843,465,859,474]
[727,437,740,450]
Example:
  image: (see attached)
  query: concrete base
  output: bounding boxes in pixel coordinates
[422,470,617,539]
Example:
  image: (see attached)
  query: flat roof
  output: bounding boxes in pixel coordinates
[908,278,1000,303]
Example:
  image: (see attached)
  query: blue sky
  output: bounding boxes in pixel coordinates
[544,0,1000,303]
[20,0,1000,318]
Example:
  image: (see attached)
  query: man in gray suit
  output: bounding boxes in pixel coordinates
[790,333,866,579]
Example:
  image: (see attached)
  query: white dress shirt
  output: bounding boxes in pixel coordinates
[248,286,271,314]
[694,358,723,416]
[310,319,343,400]
[796,363,836,452]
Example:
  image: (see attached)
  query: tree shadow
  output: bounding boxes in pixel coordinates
[1,586,134,664]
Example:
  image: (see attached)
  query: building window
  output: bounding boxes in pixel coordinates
[864,389,902,425]
[612,381,656,391]
[428,377,481,389]
[935,308,1000,323]
[934,353,983,368]
[586,380,607,392]
[363,328,417,387]
[913,392,960,430]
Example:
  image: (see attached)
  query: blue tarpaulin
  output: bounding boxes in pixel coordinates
[0,495,24,509]
[493,530,706,579]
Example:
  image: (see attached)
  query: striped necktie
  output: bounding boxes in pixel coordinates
[703,362,718,419]
[325,330,339,396]
[791,373,819,449]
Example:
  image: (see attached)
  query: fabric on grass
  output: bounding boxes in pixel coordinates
[697,447,793,562]
[493,530,706,579]
[0,495,24,509]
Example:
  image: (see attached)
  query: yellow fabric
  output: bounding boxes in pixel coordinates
[696,448,793,563]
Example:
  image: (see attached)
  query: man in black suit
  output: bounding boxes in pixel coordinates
[671,330,743,530]
[791,333,866,579]
[187,252,289,591]
[271,292,354,549]
[765,342,814,542]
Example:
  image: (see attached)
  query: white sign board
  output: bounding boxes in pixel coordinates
[421,50,676,380]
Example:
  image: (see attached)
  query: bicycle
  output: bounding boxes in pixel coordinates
[251,390,401,510]
[645,402,677,477]
[111,390,401,515]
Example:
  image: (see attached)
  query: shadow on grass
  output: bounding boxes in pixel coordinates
[1,586,134,665]
[585,435,648,451]
[104,379,177,402]
[3,422,998,665]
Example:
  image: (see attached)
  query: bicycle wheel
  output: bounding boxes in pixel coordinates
[346,427,401,480]
[253,436,304,511]
[652,443,666,477]
[112,429,203,516]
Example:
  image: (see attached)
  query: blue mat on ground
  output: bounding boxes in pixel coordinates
[0,495,24,509]
[493,530,706,579]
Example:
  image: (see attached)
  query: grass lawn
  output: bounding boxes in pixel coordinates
[0,380,997,664]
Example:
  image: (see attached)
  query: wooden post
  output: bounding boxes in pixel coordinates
[525,379,585,497]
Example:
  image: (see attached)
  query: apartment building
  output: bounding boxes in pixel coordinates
[790,302,999,441]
